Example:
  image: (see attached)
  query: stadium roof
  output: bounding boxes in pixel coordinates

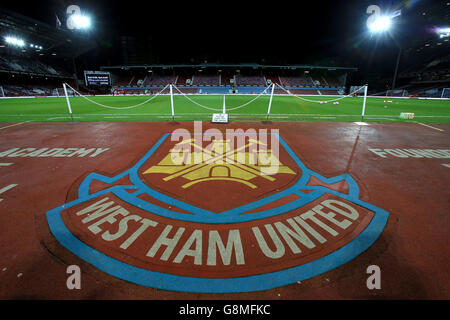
[100,63,358,72]
[0,8,96,58]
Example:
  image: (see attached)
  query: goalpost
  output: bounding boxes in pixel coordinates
[171,83,273,121]
[266,83,275,119]
[441,88,450,99]
[271,83,369,121]
[63,83,74,122]
[61,82,171,122]
[54,87,73,97]
[60,82,369,122]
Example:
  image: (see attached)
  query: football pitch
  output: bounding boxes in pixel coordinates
[0,94,449,123]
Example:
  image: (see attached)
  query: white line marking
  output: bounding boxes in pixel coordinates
[415,122,445,132]
[0,184,18,202]
[365,117,398,120]
[0,121,30,130]
[103,116,129,119]
[354,122,369,126]
[443,164,450,168]
[0,163,13,166]
[47,117,81,120]
[268,117,289,119]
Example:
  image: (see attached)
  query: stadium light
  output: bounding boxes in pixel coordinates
[366,5,402,90]
[71,14,91,29]
[5,36,25,47]
[436,27,450,38]
[368,16,392,33]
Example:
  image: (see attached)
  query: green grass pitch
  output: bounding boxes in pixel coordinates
[0,94,449,123]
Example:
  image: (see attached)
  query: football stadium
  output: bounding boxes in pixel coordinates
[0,0,449,309]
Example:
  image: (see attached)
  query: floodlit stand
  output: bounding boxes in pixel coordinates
[63,83,74,122]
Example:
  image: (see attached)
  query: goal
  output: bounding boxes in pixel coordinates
[386,89,408,97]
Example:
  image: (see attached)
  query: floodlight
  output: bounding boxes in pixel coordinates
[436,27,450,38]
[368,16,392,32]
[5,36,25,47]
[72,14,91,29]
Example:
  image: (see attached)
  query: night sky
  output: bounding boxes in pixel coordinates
[2,0,444,74]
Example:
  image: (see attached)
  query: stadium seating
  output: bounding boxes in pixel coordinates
[394,54,449,95]
[323,76,342,88]
[176,87,198,94]
[192,75,220,86]
[143,75,177,86]
[1,83,60,97]
[176,75,191,85]
[265,76,281,85]
[279,76,315,87]
[114,76,133,87]
[221,75,233,86]
[0,55,71,78]
[235,75,266,86]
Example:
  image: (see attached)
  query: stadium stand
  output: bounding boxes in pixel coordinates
[323,76,342,88]
[319,89,341,95]
[378,52,450,97]
[279,76,315,87]
[221,75,233,86]
[235,75,266,86]
[265,76,281,85]
[176,75,191,86]
[114,76,133,87]
[192,75,220,86]
[0,55,71,78]
[143,75,177,86]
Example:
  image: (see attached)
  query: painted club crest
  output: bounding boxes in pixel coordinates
[45,130,389,293]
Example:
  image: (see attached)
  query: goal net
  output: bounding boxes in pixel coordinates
[268,84,368,122]
[441,88,450,98]
[54,87,74,97]
[170,83,273,121]
[386,89,408,97]
[60,82,172,121]
[59,82,369,122]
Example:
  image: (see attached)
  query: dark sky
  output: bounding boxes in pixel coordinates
[2,0,445,71]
